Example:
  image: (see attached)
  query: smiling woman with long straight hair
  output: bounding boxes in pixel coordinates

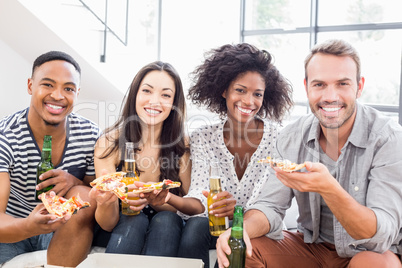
[89,61,193,257]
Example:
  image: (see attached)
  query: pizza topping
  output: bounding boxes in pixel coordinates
[132,179,181,194]
[41,192,91,218]
[258,156,306,172]
[90,172,128,202]
[91,173,181,196]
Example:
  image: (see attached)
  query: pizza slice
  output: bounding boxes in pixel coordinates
[132,179,181,194]
[41,192,91,218]
[90,172,128,202]
[258,156,306,172]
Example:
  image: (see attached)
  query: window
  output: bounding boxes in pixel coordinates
[241,0,402,124]
[318,0,402,26]
[318,30,402,107]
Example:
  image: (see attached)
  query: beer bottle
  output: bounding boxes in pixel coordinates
[121,142,140,215]
[207,161,229,236]
[227,205,246,268]
[35,135,54,201]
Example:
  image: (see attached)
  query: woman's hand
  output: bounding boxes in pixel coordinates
[133,181,169,207]
[203,190,237,220]
[125,185,149,211]
[89,186,117,206]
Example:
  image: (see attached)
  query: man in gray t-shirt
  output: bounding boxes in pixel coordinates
[216,39,402,268]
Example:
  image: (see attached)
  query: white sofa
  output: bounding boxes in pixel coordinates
[0,247,217,268]
[1,201,299,268]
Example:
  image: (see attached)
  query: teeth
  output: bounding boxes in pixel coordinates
[237,107,252,114]
[145,108,161,114]
[322,107,341,112]
[48,104,62,110]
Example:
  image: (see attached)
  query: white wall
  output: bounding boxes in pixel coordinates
[0,0,244,132]
[0,37,123,130]
[0,40,32,119]
[0,0,124,130]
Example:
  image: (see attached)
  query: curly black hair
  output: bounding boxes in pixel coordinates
[188,43,293,122]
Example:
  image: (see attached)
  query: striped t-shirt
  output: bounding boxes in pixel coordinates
[0,108,100,218]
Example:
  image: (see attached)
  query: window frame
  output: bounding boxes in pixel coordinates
[240,0,402,124]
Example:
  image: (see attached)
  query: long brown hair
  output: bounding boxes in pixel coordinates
[101,61,187,195]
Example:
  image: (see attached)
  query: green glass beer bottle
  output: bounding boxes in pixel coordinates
[227,205,246,268]
[35,135,54,201]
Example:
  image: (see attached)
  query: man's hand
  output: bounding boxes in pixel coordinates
[36,169,83,197]
[26,203,70,236]
[203,190,236,219]
[216,227,252,268]
[274,161,336,194]
[276,161,378,240]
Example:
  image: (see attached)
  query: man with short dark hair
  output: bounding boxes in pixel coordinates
[216,39,402,267]
[0,51,100,267]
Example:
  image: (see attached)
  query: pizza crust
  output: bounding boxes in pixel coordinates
[258,157,306,172]
[90,172,128,202]
[132,179,181,194]
[41,192,90,218]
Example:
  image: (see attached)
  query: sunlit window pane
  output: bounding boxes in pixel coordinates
[382,112,399,123]
[284,104,311,125]
[244,33,310,104]
[318,0,402,25]
[244,0,311,30]
[318,30,402,106]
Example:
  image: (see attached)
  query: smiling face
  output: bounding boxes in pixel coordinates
[222,71,265,124]
[305,53,364,130]
[28,60,80,127]
[135,70,175,128]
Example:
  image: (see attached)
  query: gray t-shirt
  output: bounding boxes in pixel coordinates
[317,148,337,244]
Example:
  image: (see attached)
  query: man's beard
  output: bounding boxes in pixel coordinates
[310,101,355,129]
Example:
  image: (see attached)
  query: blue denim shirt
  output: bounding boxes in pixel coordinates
[248,102,402,257]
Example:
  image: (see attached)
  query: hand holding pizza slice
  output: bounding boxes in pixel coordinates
[90,172,129,203]
[132,179,181,194]
[258,156,306,172]
[40,191,91,218]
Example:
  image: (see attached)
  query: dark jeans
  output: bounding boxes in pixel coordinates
[100,210,184,256]
[0,233,53,264]
[94,213,216,267]
[142,210,184,256]
[178,216,216,268]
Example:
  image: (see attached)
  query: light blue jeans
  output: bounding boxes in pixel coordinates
[0,233,53,264]
[105,210,184,256]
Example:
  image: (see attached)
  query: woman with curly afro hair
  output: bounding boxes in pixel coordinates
[176,43,294,267]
